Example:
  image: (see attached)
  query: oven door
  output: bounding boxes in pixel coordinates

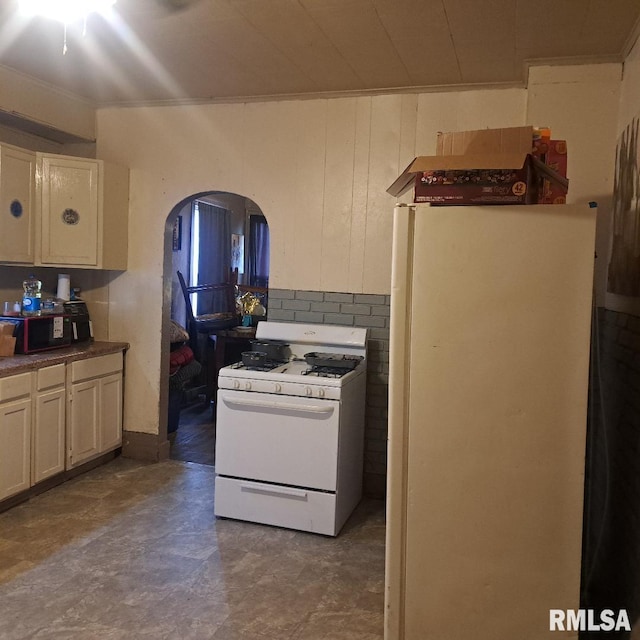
[215,389,340,491]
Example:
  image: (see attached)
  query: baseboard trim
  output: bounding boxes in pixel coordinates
[122,430,170,462]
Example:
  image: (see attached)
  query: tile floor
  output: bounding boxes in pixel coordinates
[0,457,386,639]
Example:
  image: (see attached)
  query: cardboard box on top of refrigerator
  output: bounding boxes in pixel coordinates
[386,126,568,205]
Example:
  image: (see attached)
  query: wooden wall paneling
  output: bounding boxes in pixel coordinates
[240,102,276,278]
[348,96,373,294]
[527,64,621,309]
[415,92,460,155]
[204,103,247,193]
[321,98,358,292]
[164,103,244,193]
[241,101,300,288]
[456,88,526,131]
[362,94,404,294]
[291,100,328,291]
[273,101,305,290]
[395,94,419,206]
[399,94,418,165]
[415,89,526,157]
[240,101,278,204]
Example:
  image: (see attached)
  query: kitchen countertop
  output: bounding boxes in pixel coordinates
[0,341,130,378]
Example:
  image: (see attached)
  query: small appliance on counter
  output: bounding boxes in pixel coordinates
[63,300,93,344]
[0,315,72,354]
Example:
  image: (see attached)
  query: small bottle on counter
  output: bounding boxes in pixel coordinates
[22,274,42,316]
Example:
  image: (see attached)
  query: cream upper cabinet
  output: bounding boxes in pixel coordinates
[37,154,100,266]
[0,144,36,264]
[36,153,129,269]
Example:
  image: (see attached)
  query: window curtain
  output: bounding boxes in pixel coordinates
[195,202,231,316]
[248,215,270,288]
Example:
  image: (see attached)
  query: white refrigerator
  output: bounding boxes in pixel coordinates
[385,203,596,640]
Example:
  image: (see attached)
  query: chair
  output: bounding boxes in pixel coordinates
[176,271,238,353]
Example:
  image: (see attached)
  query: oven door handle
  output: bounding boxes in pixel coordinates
[221,394,334,414]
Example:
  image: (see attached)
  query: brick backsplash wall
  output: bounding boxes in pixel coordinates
[268,289,389,499]
[581,308,640,633]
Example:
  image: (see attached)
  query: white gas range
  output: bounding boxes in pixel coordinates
[214,321,367,536]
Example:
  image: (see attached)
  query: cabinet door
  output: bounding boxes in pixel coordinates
[0,145,35,264]
[100,372,122,452]
[0,398,31,500]
[33,387,65,483]
[38,155,101,267]
[68,379,100,468]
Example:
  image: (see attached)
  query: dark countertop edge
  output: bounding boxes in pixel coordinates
[0,341,130,378]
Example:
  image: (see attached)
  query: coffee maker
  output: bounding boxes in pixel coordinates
[63,300,93,343]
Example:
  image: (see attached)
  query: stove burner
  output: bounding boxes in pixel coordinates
[304,352,363,370]
[229,360,284,372]
[302,366,349,378]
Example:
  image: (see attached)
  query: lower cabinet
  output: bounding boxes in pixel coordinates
[0,350,124,503]
[33,364,66,484]
[0,373,32,501]
[100,372,124,453]
[67,352,123,469]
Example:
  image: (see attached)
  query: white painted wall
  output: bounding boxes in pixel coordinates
[94,66,620,435]
[526,64,622,306]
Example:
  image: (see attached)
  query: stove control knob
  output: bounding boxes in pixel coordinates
[318,388,325,398]
[305,387,312,396]
[244,381,252,390]
[274,383,282,393]
[233,380,240,390]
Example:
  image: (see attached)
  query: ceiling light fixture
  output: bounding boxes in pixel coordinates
[19,0,116,23]
[19,0,117,53]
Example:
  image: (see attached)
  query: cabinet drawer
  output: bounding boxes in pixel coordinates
[0,373,32,402]
[37,364,65,391]
[214,476,339,536]
[71,352,122,383]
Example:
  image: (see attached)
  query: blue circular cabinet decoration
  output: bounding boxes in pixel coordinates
[10,200,23,218]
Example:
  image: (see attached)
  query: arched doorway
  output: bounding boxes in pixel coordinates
[162,191,269,462]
